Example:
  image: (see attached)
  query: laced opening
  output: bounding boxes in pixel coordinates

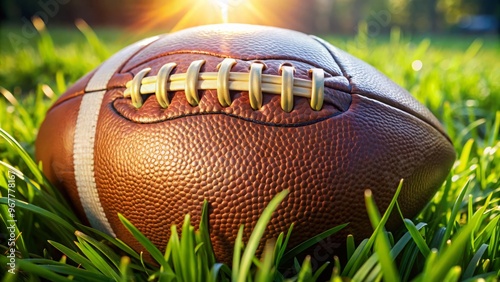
[124,58,325,111]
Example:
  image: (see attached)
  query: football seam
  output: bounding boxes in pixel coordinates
[48,89,86,110]
[109,99,346,127]
[310,35,354,90]
[120,50,345,78]
[313,36,453,144]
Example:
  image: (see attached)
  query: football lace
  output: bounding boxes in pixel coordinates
[123,58,325,112]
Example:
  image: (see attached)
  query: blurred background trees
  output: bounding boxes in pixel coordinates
[1,0,499,35]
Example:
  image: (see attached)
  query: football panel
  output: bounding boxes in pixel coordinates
[48,69,96,112]
[35,96,86,221]
[87,92,454,263]
[314,36,449,139]
[121,24,344,77]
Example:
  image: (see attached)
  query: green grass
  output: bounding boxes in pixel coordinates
[1,20,499,281]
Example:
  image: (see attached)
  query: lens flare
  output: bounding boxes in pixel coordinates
[209,0,232,23]
[128,0,310,34]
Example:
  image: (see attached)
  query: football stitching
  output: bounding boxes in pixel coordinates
[123,58,325,112]
[311,35,353,91]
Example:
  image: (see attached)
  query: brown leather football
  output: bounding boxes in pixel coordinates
[35,24,455,263]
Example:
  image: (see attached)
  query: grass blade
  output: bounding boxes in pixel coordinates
[75,231,122,268]
[274,223,293,267]
[343,179,403,277]
[76,223,142,261]
[463,243,489,279]
[352,222,426,281]
[402,218,431,257]
[0,197,75,232]
[440,178,471,250]
[48,240,100,273]
[281,223,347,264]
[422,195,488,282]
[0,128,47,191]
[236,189,289,282]
[118,213,166,268]
[296,256,313,282]
[199,200,216,266]
[443,266,462,282]
[180,214,196,282]
[33,264,113,281]
[75,239,120,280]
[365,189,400,282]
[232,224,245,281]
[255,240,276,282]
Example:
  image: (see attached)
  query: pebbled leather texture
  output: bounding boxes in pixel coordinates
[36,24,456,264]
[313,36,449,139]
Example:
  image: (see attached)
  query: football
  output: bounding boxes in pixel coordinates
[35,24,455,263]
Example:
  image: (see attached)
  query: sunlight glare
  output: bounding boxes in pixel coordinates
[208,0,231,23]
[130,0,307,34]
